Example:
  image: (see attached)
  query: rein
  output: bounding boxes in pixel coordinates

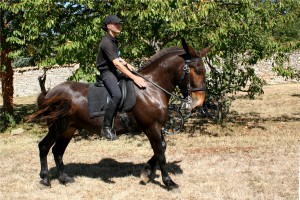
[132,70,185,101]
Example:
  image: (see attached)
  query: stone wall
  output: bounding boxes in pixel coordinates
[253,51,300,84]
[0,64,79,97]
[0,51,299,97]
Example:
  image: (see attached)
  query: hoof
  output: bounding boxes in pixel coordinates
[167,183,179,192]
[164,178,179,191]
[140,169,150,184]
[40,178,51,187]
[58,174,75,185]
[169,187,181,193]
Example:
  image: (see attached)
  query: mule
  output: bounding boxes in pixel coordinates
[29,39,210,191]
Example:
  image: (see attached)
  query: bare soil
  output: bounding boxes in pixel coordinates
[0,83,299,200]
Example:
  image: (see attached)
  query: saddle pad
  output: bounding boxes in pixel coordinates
[87,80,136,118]
[88,84,108,118]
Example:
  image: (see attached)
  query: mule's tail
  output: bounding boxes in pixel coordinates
[37,70,47,107]
[28,94,74,125]
[38,69,47,94]
[28,72,74,125]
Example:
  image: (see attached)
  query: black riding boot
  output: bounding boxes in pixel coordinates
[101,101,119,140]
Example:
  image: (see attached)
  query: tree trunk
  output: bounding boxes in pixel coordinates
[0,36,14,115]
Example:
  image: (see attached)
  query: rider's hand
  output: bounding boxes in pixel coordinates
[133,76,147,88]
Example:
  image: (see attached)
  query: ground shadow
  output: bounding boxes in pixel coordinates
[48,158,183,186]
[228,111,300,124]
[185,110,300,136]
[0,103,37,132]
[14,103,37,123]
[291,93,300,98]
[0,103,36,123]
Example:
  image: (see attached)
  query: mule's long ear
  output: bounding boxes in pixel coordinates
[199,46,212,57]
[181,38,191,58]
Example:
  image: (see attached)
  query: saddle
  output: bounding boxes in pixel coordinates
[88,76,136,118]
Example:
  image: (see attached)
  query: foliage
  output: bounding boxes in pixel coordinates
[205,58,265,123]
[1,0,300,129]
[0,111,16,132]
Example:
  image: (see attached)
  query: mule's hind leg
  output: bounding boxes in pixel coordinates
[38,127,57,186]
[52,127,76,185]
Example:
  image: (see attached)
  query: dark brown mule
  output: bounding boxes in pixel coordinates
[29,40,210,191]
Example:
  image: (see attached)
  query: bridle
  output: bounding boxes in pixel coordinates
[132,56,205,102]
[179,58,206,96]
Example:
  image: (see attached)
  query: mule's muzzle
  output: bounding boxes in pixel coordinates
[191,91,205,109]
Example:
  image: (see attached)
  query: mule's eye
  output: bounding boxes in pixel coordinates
[194,65,203,75]
[195,68,201,75]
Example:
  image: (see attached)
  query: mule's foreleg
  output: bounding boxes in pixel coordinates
[157,152,178,190]
[157,133,178,190]
[52,136,74,185]
[141,133,167,183]
[141,155,157,184]
[146,129,178,190]
[156,133,179,189]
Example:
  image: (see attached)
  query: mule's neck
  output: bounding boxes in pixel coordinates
[140,53,185,98]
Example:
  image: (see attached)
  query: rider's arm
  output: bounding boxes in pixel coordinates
[112,58,146,88]
[118,58,135,71]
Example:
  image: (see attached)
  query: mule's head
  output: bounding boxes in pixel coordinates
[179,38,211,109]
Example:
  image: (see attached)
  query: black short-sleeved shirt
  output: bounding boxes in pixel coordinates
[96,34,119,72]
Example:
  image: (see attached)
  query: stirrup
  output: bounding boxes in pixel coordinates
[101,126,118,140]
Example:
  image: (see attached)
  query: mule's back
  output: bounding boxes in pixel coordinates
[46,81,89,100]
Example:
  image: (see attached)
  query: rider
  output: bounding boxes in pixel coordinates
[96,15,147,140]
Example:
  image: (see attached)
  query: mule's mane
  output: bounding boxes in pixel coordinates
[140,47,185,70]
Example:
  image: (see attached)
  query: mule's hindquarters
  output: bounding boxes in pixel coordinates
[38,111,78,186]
[29,90,79,186]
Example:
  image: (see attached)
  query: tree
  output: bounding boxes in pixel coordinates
[1,0,299,129]
[0,3,24,128]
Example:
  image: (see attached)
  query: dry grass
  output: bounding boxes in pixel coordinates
[0,83,299,200]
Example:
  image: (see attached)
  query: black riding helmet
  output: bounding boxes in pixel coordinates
[102,15,122,31]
